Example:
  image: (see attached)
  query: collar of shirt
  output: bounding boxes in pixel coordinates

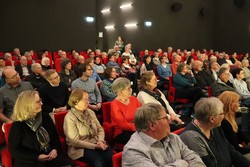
[138,131,169,148]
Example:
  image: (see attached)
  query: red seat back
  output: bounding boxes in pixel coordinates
[54,111,68,138]
[112,152,122,167]
[102,102,112,123]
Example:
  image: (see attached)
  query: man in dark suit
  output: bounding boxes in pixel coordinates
[15,56,32,80]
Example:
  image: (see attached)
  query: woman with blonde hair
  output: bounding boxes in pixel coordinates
[9,90,74,167]
[218,91,250,154]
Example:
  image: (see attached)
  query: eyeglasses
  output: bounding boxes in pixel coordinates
[51,74,59,80]
[157,115,170,121]
[6,72,19,79]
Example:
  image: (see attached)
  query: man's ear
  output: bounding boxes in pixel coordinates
[209,115,215,124]
[148,122,157,131]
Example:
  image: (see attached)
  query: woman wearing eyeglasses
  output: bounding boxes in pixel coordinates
[9,90,75,167]
[218,91,250,154]
[111,77,141,145]
[64,89,113,167]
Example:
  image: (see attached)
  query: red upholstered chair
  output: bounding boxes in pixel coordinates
[1,122,13,167]
[55,58,62,72]
[172,127,185,135]
[207,86,213,97]
[112,152,122,167]
[54,111,89,167]
[101,102,124,151]
[102,102,112,123]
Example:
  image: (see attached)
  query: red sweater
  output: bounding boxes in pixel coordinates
[111,96,141,138]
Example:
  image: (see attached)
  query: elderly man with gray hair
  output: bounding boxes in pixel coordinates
[122,103,205,167]
[180,97,250,167]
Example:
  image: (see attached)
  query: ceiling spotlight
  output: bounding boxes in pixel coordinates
[101,8,110,13]
[120,3,132,9]
[105,25,115,29]
[124,23,137,28]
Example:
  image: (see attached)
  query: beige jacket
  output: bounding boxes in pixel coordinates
[63,108,105,160]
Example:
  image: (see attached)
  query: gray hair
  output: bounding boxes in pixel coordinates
[112,77,131,95]
[134,103,163,132]
[41,57,50,66]
[31,63,41,72]
[4,53,12,59]
[242,59,249,67]
[195,97,224,124]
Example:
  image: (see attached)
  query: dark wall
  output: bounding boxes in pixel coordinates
[214,0,250,54]
[0,0,96,52]
[96,0,216,52]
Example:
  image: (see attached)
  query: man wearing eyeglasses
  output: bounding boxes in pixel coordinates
[122,103,205,167]
[180,97,250,167]
[0,68,33,123]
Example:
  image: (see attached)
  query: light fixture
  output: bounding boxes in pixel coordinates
[120,3,132,9]
[85,17,94,23]
[124,23,137,28]
[144,21,152,27]
[101,8,110,13]
[105,25,115,29]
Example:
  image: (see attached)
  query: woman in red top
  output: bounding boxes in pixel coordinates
[111,77,141,144]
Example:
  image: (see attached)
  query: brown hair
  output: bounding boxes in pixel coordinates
[218,91,239,132]
[139,71,155,90]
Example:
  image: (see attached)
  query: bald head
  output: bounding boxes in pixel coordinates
[3,68,21,85]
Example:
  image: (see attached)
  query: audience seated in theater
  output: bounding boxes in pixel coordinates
[95,49,102,57]
[122,103,205,167]
[24,51,35,64]
[100,66,117,102]
[232,68,250,100]
[93,56,106,80]
[13,48,22,59]
[4,52,15,67]
[242,59,250,90]
[231,52,239,64]
[85,58,102,84]
[41,57,51,71]
[157,55,172,89]
[152,51,160,66]
[0,68,33,123]
[64,89,113,167]
[137,71,183,124]
[71,63,102,114]
[225,54,234,65]
[122,44,138,68]
[101,52,108,60]
[111,78,141,144]
[185,55,194,70]
[221,63,234,83]
[170,53,182,75]
[242,53,249,61]
[9,90,75,167]
[209,55,217,63]
[173,63,204,105]
[211,67,235,97]
[140,54,154,76]
[59,59,77,90]
[106,53,122,75]
[58,51,67,60]
[39,69,69,114]
[26,63,47,91]
[121,57,138,93]
[206,61,220,83]
[192,60,213,92]
[88,51,95,59]
[73,55,85,78]
[217,52,227,65]
[198,53,209,70]
[218,91,250,155]
[180,97,250,167]
[15,56,32,80]
[0,57,6,87]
